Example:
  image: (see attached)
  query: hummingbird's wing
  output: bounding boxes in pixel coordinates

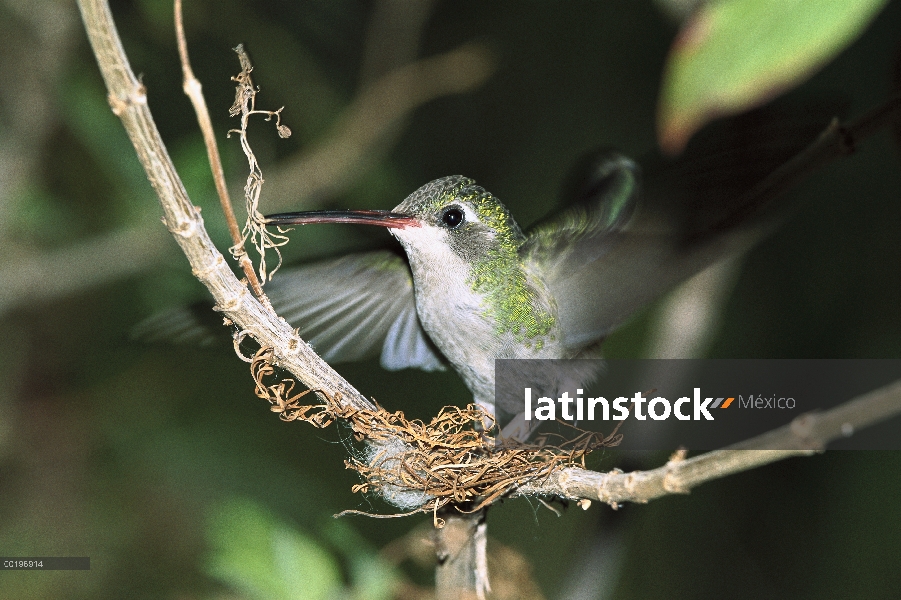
[520,152,650,349]
[525,223,747,351]
[522,106,832,351]
[270,251,445,370]
[134,251,445,372]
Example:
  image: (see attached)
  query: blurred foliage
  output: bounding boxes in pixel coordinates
[205,497,396,600]
[0,1,899,599]
[206,499,344,600]
[657,0,890,152]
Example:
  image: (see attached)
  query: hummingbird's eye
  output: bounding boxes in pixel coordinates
[441,207,464,229]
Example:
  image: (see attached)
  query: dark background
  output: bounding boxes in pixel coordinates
[1,0,900,598]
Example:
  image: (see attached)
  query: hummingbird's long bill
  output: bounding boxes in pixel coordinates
[264,210,419,229]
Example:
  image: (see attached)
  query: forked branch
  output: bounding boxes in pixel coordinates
[78,0,376,413]
[173,0,271,305]
[77,0,901,519]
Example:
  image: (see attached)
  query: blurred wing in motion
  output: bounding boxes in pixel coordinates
[524,105,838,350]
[522,151,646,349]
[134,250,445,372]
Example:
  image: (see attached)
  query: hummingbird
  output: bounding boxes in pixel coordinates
[259,141,787,428]
[263,160,642,427]
[138,108,824,433]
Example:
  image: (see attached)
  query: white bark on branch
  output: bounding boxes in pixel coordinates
[77,0,376,413]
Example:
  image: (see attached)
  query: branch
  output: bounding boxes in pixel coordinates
[76,4,900,598]
[0,225,170,316]
[78,5,489,598]
[358,0,436,86]
[0,0,492,315]
[79,0,901,496]
[173,0,269,306]
[76,0,375,413]
[263,41,496,211]
[434,510,489,600]
[697,94,901,240]
[79,0,901,508]
[517,377,901,505]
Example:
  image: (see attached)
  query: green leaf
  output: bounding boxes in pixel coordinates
[205,498,342,600]
[323,520,397,600]
[657,0,888,153]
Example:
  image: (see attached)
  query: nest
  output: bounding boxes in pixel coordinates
[251,349,621,524]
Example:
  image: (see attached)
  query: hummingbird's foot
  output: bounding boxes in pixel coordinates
[498,413,536,445]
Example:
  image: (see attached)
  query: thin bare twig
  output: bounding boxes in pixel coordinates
[695,94,901,241]
[263,42,497,211]
[77,0,376,413]
[173,0,270,306]
[0,5,491,320]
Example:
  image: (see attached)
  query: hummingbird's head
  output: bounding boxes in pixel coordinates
[264,176,526,265]
[387,176,526,264]
[264,177,555,349]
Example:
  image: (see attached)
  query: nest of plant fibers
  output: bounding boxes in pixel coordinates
[251,348,621,523]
